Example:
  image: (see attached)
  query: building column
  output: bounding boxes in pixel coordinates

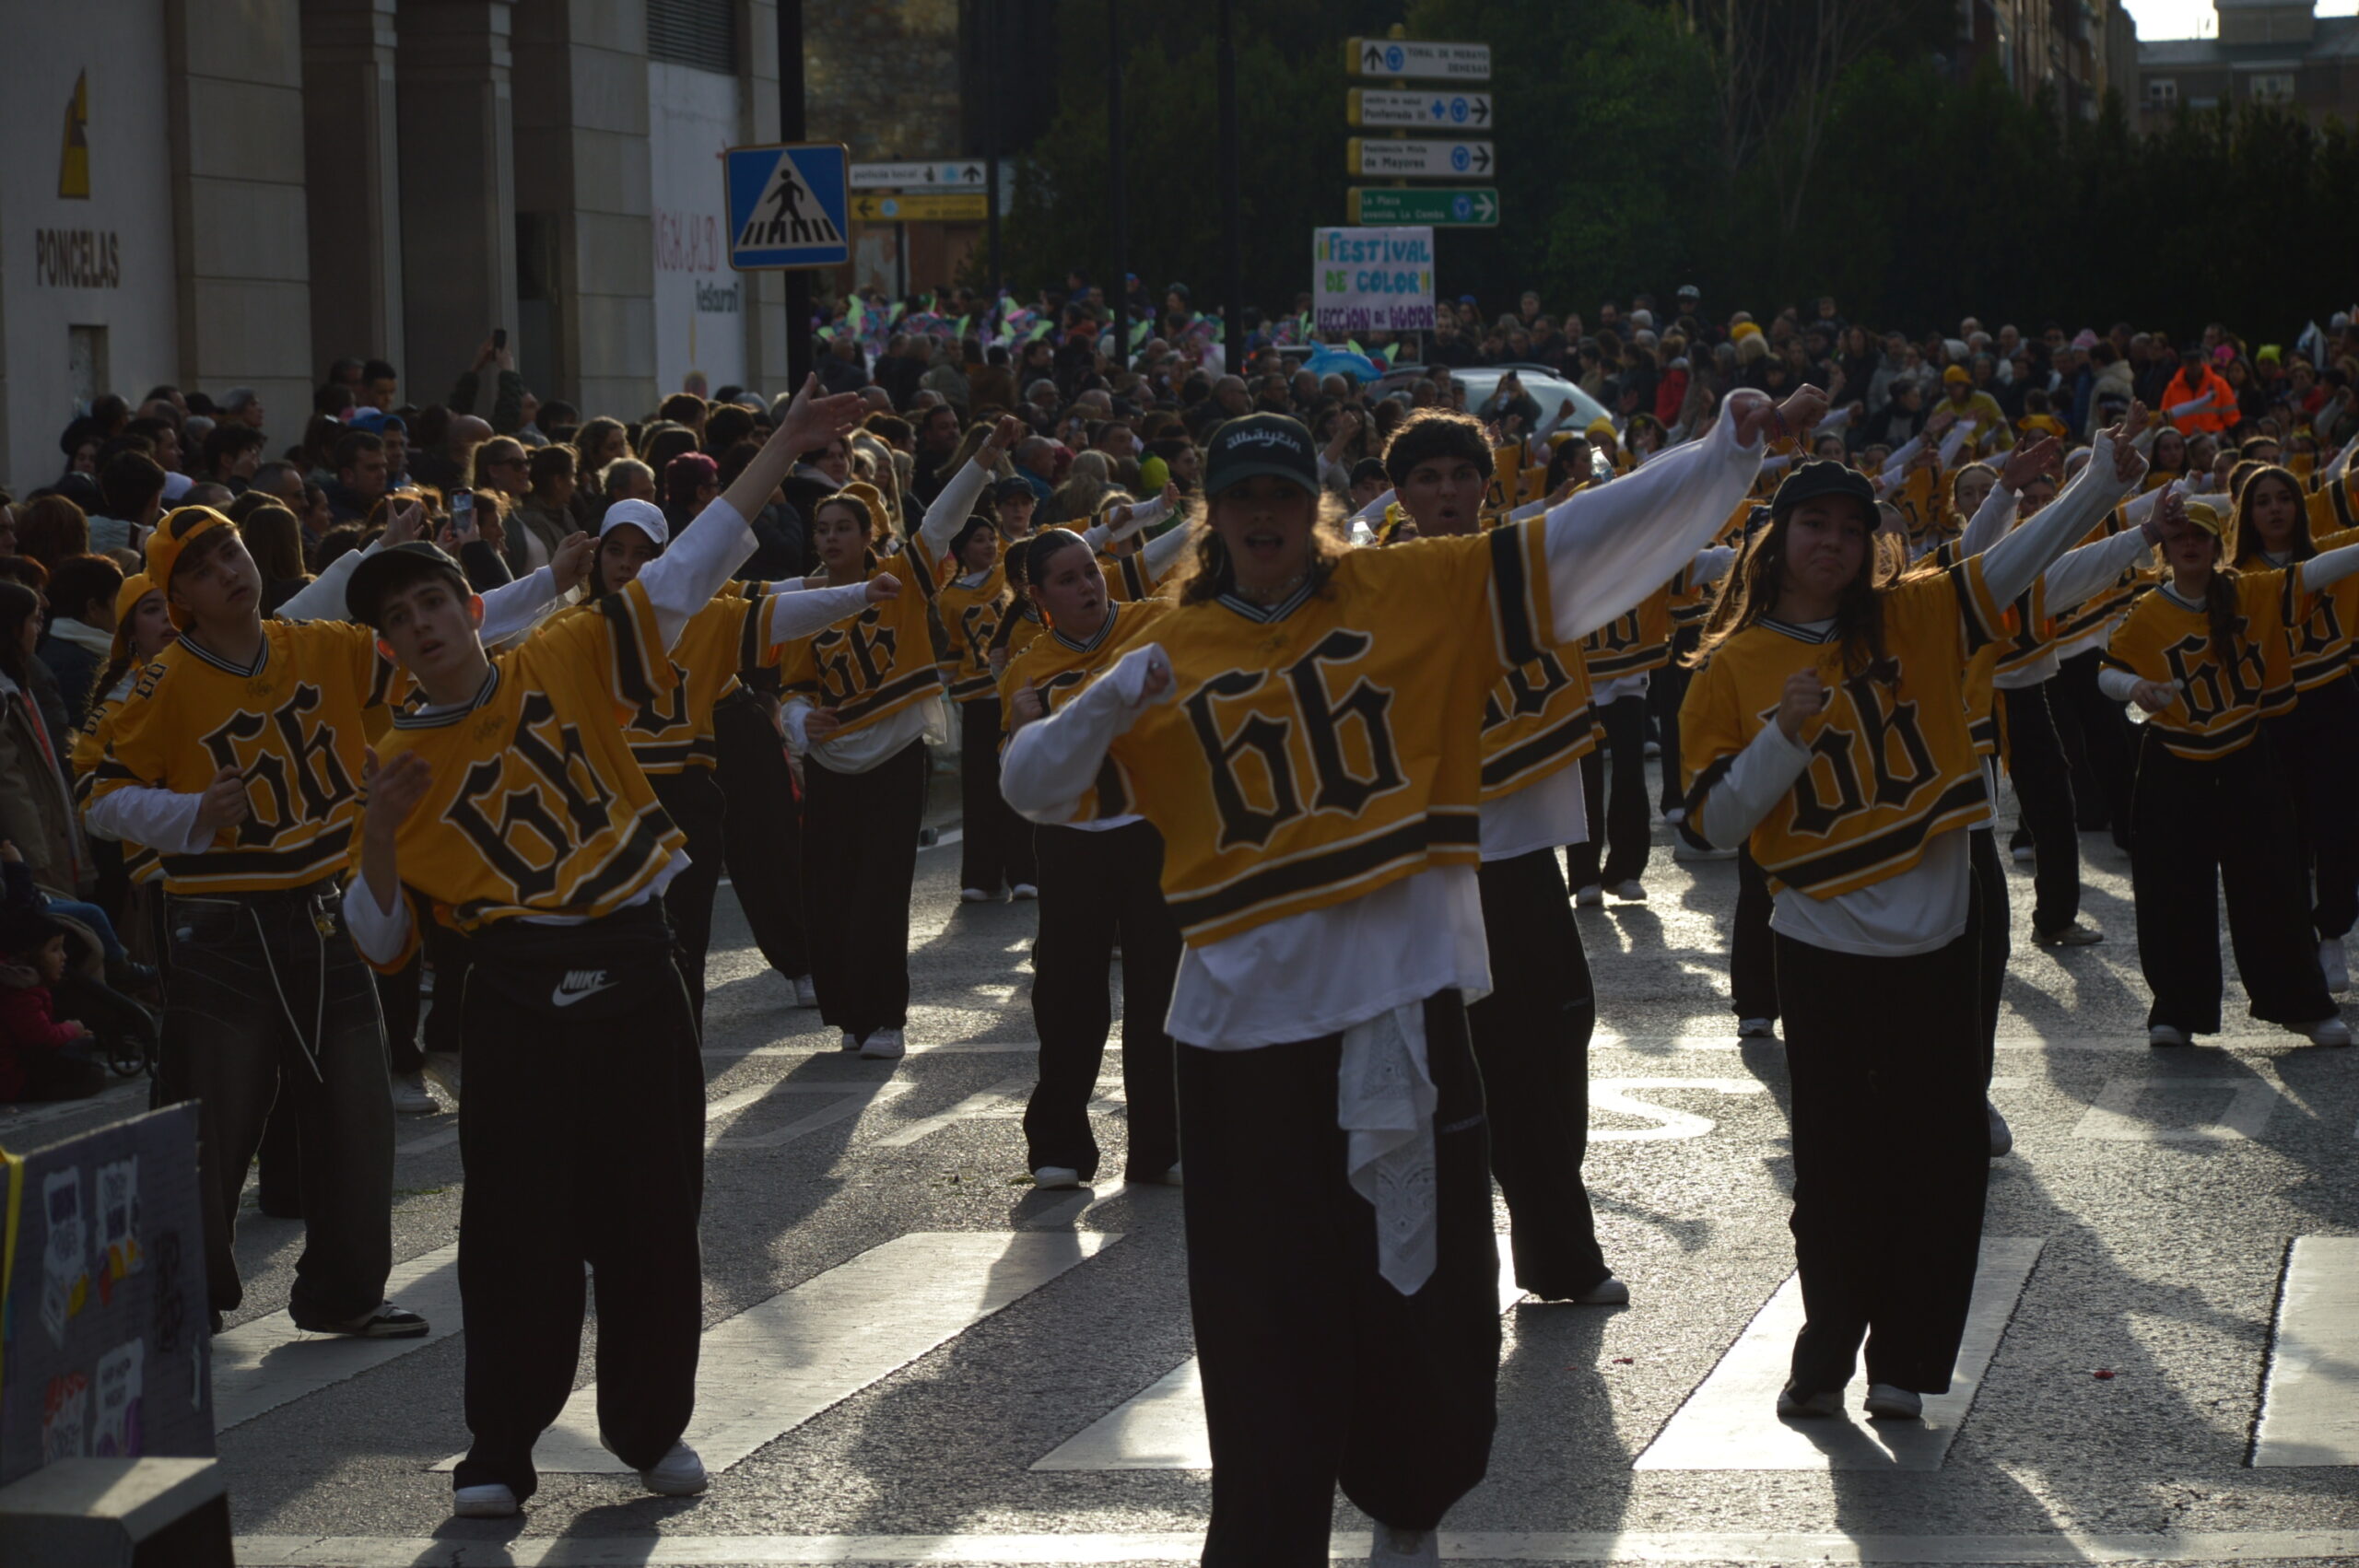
[301,0,405,370]
[396,0,517,415]
[511,1,654,419]
[741,0,791,393]
[163,0,314,454]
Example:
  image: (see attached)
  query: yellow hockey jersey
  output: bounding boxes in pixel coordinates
[775,540,945,736]
[365,578,689,965]
[542,582,786,775]
[1075,521,1557,944]
[936,563,1011,702]
[1578,583,1675,682]
[2307,471,2357,534]
[1682,561,2008,899]
[72,671,159,884]
[2098,569,2296,758]
[89,620,397,894]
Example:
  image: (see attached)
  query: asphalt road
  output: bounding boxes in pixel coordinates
[10,765,2358,1568]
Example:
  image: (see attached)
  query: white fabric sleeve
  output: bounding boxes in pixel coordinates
[476,566,559,646]
[999,642,1168,823]
[1532,403,1573,443]
[1759,451,1794,476]
[2294,541,2359,594]
[273,539,380,623]
[1980,432,2142,606]
[1141,520,1201,576]
[1507,497,1549,521]
[1937,422,1973,469]
[1351,488,1396,525]
[1816,404,1854,434]
[1691,544,1738,586]
[919,455,993,557]
[340,869,414,966]
[765,579,877,643]
[1098,492,1175,547]
[2041,527,2150,609]
[1542,396,1764,642]
[780,696,813,754]
[2095,665,2145,703]
[2324,429,2359,485]
[1696,720,1813,848]
[1318,453,1348,492]
[84,786,211,853]
[1878,436,1927,483]
[636,497,753,650]
[1957,482,2019,558]
[2120,483,2174,526]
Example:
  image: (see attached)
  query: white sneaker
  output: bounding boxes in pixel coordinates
[602,1433,709,1496]
[1608,880,1647,902]
[1642,739,1661,758]
[2148,1024,2189,1047]
[1776,1383,1843,1419]
[2011,842,2036,863]
[2322,938,2350,994]
[1032,1165,1082,1190]
[960,886,995,903]
[1672,838,1737,861]
[452,1482,520,1517]
[860,1027,907,1059]
[1986,1100,2013,1158]
[2299,1016,2353,1047]
[1370,1525,1440,1565]
[421,1051,463,1106]
[1566,1275,1629,1305]
[839,1029,862,1053]
[1661,806,1686,825]
[1573,883,1604,907]
[792,975,819,1007]
[1010,883,1039,900]
[1737,1017,1776,1039]
[390,1072,438,1116]
[1865,1383,1924,1420]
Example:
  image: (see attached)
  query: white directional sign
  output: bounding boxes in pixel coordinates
[850,159,1013,190]
[1345,38,1491,81]
[1349,136,1496,180]
[1350,88,1495,130]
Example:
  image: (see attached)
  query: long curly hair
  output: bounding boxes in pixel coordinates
[1171,492,1351,606]
[1688,500,1896,681]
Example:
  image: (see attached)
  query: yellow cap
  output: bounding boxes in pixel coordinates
[2181,499,2225,537]
[143,507,239,627]
[108,571,158,666]
[1942,365,1972,386]
[1585,417,1616,440]
[826,481,890,542]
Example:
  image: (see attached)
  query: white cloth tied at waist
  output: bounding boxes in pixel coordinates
[1338,1000,1438,1295]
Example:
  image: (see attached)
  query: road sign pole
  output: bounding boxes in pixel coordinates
[1218,0,1243,369]
[982,0,1003,294]
[1108,0,1128,372]
[778,0,811,389]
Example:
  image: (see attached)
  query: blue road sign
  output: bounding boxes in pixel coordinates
[725,142,850,270]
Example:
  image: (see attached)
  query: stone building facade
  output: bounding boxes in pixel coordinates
[0,0,972,493]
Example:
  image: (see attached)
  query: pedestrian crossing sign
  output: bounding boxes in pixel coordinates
[726,142,851,270]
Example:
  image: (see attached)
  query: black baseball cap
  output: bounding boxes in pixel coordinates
[347,541,471,628]
[1769,460,1877,524]
[1203,413,1319,497]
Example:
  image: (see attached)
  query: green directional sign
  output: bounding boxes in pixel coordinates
[1348,186,1498,228]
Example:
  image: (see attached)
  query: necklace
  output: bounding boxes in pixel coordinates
[1234,568,1309,604]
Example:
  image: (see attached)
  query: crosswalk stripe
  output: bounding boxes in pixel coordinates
[705,1079,910,1149]
[1032,1249,1526,1471]
[229,1527,2359,1565]
[2252,1235,2359,1466]
[1632,1237,2044,1470]
[2071,1077,2280,1141]
[434,1230,1119,1475]
[212,1244,464,1432]
[870,1072,1034,1147]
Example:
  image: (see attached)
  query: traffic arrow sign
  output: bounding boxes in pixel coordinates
[1349,88,1496,129]
[850,159,1014,190]
[1348,137,1497,180]
[1348,186,1499,228]
[1344,38,1491,82]
[851,192,989,223]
